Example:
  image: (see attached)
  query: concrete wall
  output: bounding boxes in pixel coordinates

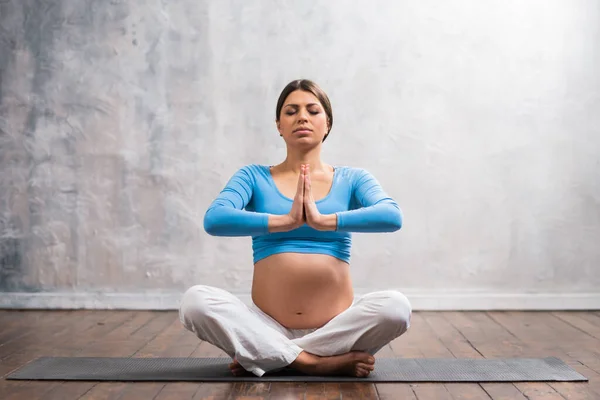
[1,0,599,310]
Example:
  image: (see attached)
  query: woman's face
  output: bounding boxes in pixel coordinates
[277,90,329,145]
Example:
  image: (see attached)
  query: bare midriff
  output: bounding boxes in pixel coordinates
[252,253,353,330]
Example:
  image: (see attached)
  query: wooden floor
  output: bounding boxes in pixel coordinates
[0,310,599,399]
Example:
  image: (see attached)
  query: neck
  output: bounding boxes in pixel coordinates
[281,146,325,174]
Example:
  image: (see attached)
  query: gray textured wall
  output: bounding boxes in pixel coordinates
[1,0,599,309]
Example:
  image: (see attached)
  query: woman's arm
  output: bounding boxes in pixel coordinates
[203,167,296,236]
[334,168,403,233]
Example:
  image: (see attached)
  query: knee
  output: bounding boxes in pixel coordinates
[179,285,213,324]
[374,290,412,333]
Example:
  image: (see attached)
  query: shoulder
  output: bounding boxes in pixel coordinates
[227,164,270,185]
[235,164,268,175]
[334,165,375,183]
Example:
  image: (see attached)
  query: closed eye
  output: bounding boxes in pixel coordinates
[286,110,320,115]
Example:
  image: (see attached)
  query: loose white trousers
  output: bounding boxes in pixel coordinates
[179,285,411,377]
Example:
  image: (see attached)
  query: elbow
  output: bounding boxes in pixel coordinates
[203,209,221,236]
[203,216,217,236]
[387,204,403,232]
[391,211,402,231]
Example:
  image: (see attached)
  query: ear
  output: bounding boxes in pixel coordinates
[276,120,282,136]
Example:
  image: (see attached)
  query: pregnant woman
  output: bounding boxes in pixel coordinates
[179,79,412,378]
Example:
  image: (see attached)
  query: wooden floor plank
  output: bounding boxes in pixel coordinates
[443,311,559,399]
[191,382,235,399]
[132,315,191,357]
[114,383,167,400]
[97,312,190,400]
[0,311,118,400]
[32,311,152,400]
[0,311,48,346]
[130,313,239,399]
[190,340,229,358]
[425,311,525,399]
[62,312,174,400]
[376,382,416,400]
[560,362,600,398]
[374,343,417,400]
[411,384,454,399]
[573,312,600,327]
[0,310,598,400]
[77,382,130,400]
[479,383,529,400]
[269,382,306,399]
[391,313,454,400]
[423,312,493,399]
[305,382,339,400]
[547,381,599,400]
[408,312,492,399]
[514,382,566,399]
[41,382,102,400]
[154,324,235,399]
[22,311,157,399]
[339,382,379,400]
[222,381,271,399]
[389,316,427,358]
[551,311,600,341]
[0,311,81,358]
[153,382,202,400]
[486,311,598,400]
[488,311,600,361]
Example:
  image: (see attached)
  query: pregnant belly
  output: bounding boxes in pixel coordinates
[251,253,354,329]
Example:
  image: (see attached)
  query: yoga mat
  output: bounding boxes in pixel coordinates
[6,356,587,382]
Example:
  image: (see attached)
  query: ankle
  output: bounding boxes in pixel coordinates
[291,351,320,371]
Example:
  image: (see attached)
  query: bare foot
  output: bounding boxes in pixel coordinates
[290,351,375,377]
[228,359,250,376]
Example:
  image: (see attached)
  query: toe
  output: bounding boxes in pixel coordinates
[357,362,374,371]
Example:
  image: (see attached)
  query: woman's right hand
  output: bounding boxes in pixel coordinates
[267,165,306,232]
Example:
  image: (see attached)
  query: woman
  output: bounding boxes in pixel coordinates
[179,79,411,378]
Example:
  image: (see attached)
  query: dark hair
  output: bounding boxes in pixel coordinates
[275,79,333,142]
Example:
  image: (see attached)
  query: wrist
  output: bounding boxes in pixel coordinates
[268,214,290,232]
[268,214,300,232]
[316,214,337,231]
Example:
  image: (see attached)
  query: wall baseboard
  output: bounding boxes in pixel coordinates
[1,290,599,310]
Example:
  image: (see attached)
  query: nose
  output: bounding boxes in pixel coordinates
[297,108,309,122]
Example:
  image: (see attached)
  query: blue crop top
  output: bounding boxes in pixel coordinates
[203,164,403,264]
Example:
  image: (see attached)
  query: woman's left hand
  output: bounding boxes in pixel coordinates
[304,166,337,231]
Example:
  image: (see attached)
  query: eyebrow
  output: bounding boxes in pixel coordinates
[284,103,321,108]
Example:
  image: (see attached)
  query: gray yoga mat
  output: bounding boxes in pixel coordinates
[6,356,587,382]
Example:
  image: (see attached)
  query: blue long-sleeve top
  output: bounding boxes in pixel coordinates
[204,164,403,264]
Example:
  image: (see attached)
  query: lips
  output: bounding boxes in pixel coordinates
[293,127,312,134]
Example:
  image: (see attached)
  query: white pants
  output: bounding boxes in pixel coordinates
[179,285,412,377]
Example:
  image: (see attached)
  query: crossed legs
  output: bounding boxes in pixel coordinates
[179,285,412,377]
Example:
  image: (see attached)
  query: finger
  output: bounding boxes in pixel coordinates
[302,165,306,195]
[304,168,311,200]
[296,164,305,198]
